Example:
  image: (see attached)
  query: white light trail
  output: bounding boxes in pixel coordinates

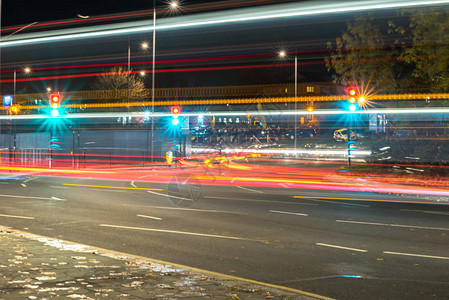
[2,0,449,47]
[4,107,449,120]
[193,147,372,157]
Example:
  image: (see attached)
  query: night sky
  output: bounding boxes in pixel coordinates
[2,0,299,27]
[2,0,175,26]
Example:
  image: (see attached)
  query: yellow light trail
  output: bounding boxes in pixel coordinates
[63,183,163,191]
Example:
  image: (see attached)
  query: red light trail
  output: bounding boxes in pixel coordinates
[0,61,322,83]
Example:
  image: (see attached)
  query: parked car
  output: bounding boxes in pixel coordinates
[285,128,317,139]
[333,128,358,142]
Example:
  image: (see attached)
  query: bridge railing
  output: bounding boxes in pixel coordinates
[4,83,329,106]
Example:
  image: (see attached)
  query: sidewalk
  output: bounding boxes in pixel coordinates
[0,227,327,300]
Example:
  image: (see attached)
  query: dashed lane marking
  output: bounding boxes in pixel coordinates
[99,224,262,242]
[269,210,308,217]
[137,214,162,221]
[336,220,449,231]
[316,243,368,252]
[383,251,449,260]
[51,197,66,201]
[136,203,247,215]
[0,194,65,201]
[400,209,449,216]
[236,185,264,194]
[0,213,35,220]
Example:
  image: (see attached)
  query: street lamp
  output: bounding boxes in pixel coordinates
[150,0,179,163]
[10,67,31,162]
[279,50,298,150]
[127,42,150,106]
[14,67,31,100]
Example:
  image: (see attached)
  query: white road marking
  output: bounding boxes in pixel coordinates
[308,199,369,207]
[99,224,258,241]
[131,181,137,188]
[21,183,27,187]
[0,194,65,201]
[23,177,38,183]
[383,251,449,260]
[236,185,264,194]
[337,220,449,231]
[0,213,35,220]
[147,190,192,202]
[49,186,68,189]
[51,197,66,201]
[141,205,247,215]
[269,210,308,217]
[401,209,449,216]
[137,214,162,221]
[204,196,318,206]
[316,243,368,252]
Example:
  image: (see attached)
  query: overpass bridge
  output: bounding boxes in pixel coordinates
[2,83,448,111]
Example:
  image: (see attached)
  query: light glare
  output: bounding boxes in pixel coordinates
[51,109,59,117]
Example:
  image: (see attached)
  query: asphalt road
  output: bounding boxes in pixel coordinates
[0,173,448,299]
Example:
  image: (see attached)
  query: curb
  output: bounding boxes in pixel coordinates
[1,227,333,300]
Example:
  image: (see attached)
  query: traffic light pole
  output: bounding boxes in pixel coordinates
[151,3,156,163]
[347,127,351,166]
[294,55,297,151]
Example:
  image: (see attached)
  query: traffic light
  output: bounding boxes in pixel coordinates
[171,106,180,126]
[171,106,180,116]
[348,103,358,112]
[347,87,357,103]
[50,93,60,109]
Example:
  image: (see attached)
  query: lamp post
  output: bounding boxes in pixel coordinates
[9,67,30,164]
[279,51,298,150]
[150,0,179,163]
[127,42,149,108]
[13,67,31,99]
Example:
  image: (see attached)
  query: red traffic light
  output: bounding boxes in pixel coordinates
[347,87,357,103]
[50,93,60,108]
[171,106,180,115]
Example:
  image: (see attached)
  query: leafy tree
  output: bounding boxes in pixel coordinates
[325,15,398,93]
[402,7,449,92]
[92,66,145,97]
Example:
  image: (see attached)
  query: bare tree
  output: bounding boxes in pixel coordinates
[92,66,145,99]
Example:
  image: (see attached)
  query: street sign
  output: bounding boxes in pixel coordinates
[3,95,12,108]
